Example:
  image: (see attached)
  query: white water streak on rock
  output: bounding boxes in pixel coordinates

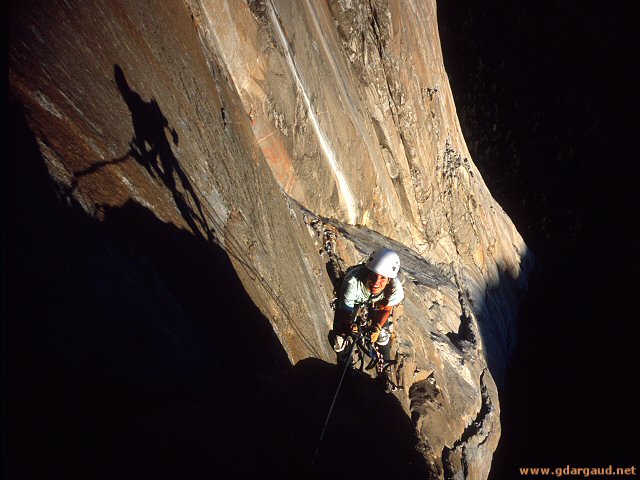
[266,0,358,225]
[304,0,379,164]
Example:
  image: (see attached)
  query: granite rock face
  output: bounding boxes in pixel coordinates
[8,1,531,478]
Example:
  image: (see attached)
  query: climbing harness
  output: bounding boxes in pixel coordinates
[350,304,397,381]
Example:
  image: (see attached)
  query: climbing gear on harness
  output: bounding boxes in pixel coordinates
[366,248,400,278]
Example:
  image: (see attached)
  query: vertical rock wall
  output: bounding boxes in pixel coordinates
[192,0,531,378]
[7,1,531,479]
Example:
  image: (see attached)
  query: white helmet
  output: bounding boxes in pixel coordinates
[366,248,400,278]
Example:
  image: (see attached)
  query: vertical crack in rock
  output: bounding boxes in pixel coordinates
[304,0,380,166]
[446,290,478,354]
[409,373,445,479]
[442,370,494,480]
[369,1,417,164]
[441,139,478,255]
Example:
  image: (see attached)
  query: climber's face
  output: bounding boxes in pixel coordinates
[368,272,389,295]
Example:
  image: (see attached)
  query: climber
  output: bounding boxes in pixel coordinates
[331,247,404,387]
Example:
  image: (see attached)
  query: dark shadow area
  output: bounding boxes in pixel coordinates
[2,97,289,479]
[283,358,431,480]
[438,1,639,477]
[2,99,431,479]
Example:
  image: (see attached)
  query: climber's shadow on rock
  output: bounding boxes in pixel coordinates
[114,64,212,242]
[5,99,287,479]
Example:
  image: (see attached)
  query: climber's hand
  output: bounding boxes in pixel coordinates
[369,325,382,343]
[350,322,359,335]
